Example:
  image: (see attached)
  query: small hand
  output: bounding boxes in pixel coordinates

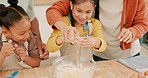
[1,40,15,57]
[77,36,100,48]
[116,28,133,43]
[15,47,27,61]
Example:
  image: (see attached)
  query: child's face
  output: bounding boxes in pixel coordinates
[5,17,31,44]
[72,1,95,24]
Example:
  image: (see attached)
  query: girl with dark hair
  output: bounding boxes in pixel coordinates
[1,0,49,60]
[0,4,40,70]
[46,0,148,61]
[46,0,106,58]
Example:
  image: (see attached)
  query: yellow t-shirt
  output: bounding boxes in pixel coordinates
[46,16,106,55]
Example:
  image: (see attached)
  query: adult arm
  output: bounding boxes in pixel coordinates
[117,0,148,43]
[46,0,70,31]
[129,0,148,41]
[29,0,49,60]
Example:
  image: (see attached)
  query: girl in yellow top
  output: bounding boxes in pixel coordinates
[46,0,106,58]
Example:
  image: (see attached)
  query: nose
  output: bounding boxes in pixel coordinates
[80,13,87,19]
[24,32,30,40]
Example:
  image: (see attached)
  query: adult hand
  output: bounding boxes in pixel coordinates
[117,28,133,43]
[54,21,80,44]
[1,40,15,57]
[37,41,49,60]
[77,36,101,48]
[62,26,80,44]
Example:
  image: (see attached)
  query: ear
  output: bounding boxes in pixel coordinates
[70,1,73,10]
[2,26,9,35]
[94,5,96,8]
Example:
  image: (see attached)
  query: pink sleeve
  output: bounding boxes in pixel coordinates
[46,0,70,26]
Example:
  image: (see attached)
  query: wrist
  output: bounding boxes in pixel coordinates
[54,21,67,31]
[56,35,64,46]
[21,55,28,62]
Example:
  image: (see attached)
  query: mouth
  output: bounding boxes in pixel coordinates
[78,19,86,23]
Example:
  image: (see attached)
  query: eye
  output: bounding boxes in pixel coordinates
[86,12,91,13]
[77,10,81,12]
[86,11,92,14]
[19,32,25,35]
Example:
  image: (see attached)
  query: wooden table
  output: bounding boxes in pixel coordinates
[0,60,137,78]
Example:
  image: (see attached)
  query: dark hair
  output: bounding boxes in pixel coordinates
[0,4,25,29]
[0,0,28,30]
[70,0,97,5]
[0,4,22,29]
[69,0,99,27]
[8,0,28,16]
[94,0,99,20]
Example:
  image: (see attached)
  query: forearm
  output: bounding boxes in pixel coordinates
[128,0,148,41]
[54,21,69,31]
[31,17,42,42]
[56,35,64,45]
[23,56,40,68]
[46,35,64,52]
[46,0,70,27]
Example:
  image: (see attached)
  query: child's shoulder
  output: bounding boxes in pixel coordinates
[90,18,100,23]
[90,18,101,25]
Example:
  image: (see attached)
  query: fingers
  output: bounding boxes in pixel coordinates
[74,27,80,37]
[117,28,133,43]
[40,51,49,60]
[1,39,15,57]
[38,43,49,60]
[15,47,25,54]
[62,26,80,44]
[40,48,49,60]
[62,27,68,42]
[38,45,43,55]
[78,37,94,47]
[15,47,26,60]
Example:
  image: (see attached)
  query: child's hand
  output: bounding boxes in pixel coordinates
[77,36,101,48]
[15,47,27,61]
[1,40,15,57]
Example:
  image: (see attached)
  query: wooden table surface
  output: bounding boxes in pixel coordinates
[0,60,137,78]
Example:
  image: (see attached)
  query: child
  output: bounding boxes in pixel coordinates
[0,3,40,70]
[46,0,106,59]
[46,0,148,61]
